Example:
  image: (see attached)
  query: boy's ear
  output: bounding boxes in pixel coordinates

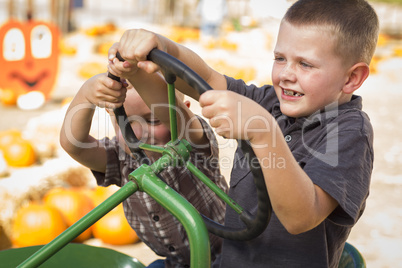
[343,62,370,94]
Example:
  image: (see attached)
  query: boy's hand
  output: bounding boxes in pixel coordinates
[108,42,140,79]
[200,90,274,144]
[108,29,167,78]
[83,73,127,109]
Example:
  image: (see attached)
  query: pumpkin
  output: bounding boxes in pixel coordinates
[59,39,77,56]
[0,19,59,100]
[218,38,238,51]
[78,62,107,79]
[394,46,402,57]
[96,41,115,55]
[84,23,116,36]
[209,60,256,83]
[86,185,120,206]
[11,203,68,247]
[1,133,36,167]
[168,27,200,43]
[0,150,8,177]
[369,56,380,74]
[377,33,390,47]
[43,187,95,242]
[0,88,21,105]
[93,204,140,245]
[0,129,22,150]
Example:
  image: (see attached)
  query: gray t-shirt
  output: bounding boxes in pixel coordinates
[213,77,374,268]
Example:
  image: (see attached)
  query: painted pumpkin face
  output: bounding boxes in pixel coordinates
[0,20,59,99]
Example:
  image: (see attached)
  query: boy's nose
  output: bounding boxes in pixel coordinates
[279,64,296,82]
[132,125,143,140]
[131,123,150,143]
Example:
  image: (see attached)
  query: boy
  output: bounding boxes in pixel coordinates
[59,73,228,268]
[108,0,377,267]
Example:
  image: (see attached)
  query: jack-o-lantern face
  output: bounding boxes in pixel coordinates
[0,20,59,99]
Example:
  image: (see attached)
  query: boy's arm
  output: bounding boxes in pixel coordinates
[60,73,126,173]
[252,127,339,235]
[200,90,338,235]
[111,29,228,95]
[108,31,226,148]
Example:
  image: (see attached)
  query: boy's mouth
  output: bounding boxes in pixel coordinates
[283,89,304,97]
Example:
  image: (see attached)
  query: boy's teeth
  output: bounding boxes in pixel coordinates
[284,89,303,97]
[284,90,292,96]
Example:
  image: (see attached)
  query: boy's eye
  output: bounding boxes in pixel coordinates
[274,56,285,62]
[147,119,161,125]
[300,61,312,68]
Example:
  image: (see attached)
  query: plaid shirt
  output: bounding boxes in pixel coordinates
[92,117,228,268]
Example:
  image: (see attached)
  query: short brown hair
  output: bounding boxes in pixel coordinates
[283,0,379,65]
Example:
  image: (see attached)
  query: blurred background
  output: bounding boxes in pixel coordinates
[0,0,401,267]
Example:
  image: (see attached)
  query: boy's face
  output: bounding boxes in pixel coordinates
[110,89,171,160]
[272,21,351,118]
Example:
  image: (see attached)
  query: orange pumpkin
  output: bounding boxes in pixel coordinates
[0,129,22,150]
[85,185,119,206]
[78,62,106,79]
[93,204,140,245]
[209,60,256,83]
[12,203,68,247]
[43,187,95,242]
[0,88,22,105]
[1,134,36,167]
[0,19,59,100]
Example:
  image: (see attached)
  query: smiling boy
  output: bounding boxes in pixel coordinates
[107,0,378,266]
